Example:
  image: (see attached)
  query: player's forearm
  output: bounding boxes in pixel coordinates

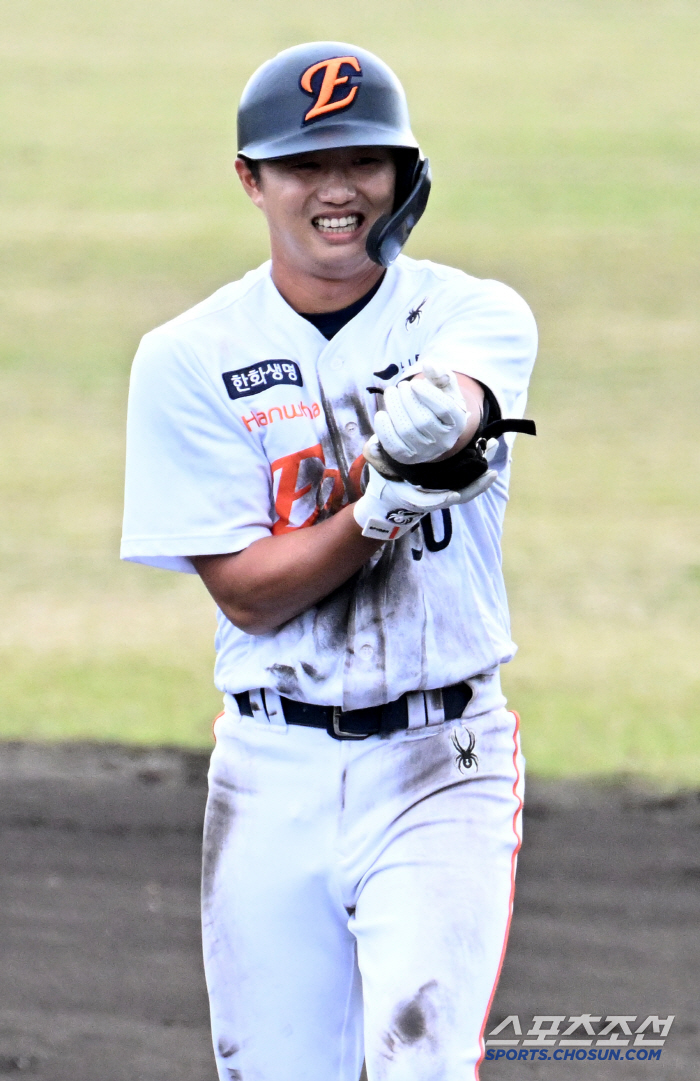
[191,505,382,634]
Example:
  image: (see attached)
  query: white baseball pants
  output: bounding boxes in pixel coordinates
[202,695,523,1081]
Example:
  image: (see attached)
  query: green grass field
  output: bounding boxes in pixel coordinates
[2,0,699,783]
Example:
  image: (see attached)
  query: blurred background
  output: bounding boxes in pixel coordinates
[2,0,698,784]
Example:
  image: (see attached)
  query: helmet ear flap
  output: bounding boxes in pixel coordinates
[366,156,431,267]
[391,148,420,212]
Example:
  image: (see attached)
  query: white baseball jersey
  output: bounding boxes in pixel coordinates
[121,255,537,711]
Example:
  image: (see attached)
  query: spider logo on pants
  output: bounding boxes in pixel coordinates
[451,728,478,772]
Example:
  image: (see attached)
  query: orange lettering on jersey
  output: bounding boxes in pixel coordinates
[320,467,344,516]
[347,452,367,502]
[270,445,348,534]
[271,444,324,534]
[300,56,361,123]
[241,400,320,432]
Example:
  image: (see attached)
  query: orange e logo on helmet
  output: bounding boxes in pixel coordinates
[299,56,362,123]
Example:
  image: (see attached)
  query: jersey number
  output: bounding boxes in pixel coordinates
[412,510,452,560]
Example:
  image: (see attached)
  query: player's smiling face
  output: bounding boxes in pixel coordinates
[236,147,396,282]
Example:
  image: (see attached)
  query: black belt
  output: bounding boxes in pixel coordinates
[234,683,472,741]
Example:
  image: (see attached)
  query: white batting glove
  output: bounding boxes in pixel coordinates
[373,361,469,464]
[353,460,497,542]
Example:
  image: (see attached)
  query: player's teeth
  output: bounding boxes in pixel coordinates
[314,214,360,232]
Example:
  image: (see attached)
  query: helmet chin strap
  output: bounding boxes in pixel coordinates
[365,157,432,268]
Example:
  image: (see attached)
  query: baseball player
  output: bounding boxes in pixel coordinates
[121,42,537,1081]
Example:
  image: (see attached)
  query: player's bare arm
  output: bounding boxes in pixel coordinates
[191,506,381,634]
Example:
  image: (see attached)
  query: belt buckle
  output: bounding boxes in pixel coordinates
[331,706,371,741]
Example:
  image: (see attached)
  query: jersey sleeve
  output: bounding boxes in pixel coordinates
[419,277,538,422]
[120,329,273,574]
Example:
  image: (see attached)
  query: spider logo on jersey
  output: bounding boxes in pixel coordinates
[451,728,478,772]
[405,298,427,328]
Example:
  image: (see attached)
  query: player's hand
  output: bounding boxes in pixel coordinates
[373,361,469,464]
[353,460,497,542]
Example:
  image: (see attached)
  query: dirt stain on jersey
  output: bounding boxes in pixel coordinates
[336,388,375,439]
[317,380,373,500]
[312,573,356,659]
[314,376,430,707]
[317,382,350,492]
[267,663,301,698]
[340,537,433,710]
[371,542,427,697]
[300,661,324,682]
[359,545,392,699]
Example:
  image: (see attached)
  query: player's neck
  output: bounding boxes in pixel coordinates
[270,258,385,315]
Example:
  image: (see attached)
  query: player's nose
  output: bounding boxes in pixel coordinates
[316,168,356,204]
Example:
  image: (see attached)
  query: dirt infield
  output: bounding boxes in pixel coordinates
[0,743,697,1080]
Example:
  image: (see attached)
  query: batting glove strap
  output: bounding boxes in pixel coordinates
[379,417,537,490]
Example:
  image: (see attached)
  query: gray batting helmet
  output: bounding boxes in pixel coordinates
[237,42,431,267]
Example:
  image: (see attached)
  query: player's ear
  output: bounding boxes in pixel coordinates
[235,156,264,207]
